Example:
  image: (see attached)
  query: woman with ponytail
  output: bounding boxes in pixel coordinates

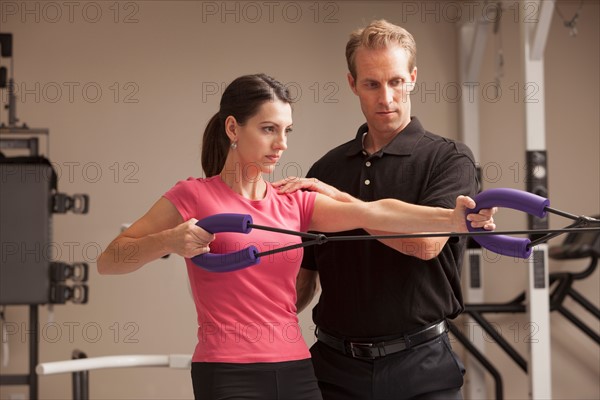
[98,73,495,400]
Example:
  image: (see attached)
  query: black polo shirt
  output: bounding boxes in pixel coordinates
[302,117,479,339]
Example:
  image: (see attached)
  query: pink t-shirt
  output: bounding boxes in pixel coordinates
[163,176,317,363]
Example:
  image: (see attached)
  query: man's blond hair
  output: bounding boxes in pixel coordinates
[346,19,417,79]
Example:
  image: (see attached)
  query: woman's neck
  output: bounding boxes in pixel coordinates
[219,160,267,200]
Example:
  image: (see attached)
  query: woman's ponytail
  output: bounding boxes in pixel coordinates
[201,112,229,177]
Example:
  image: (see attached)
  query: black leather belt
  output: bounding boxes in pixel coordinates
[316,320,447,360]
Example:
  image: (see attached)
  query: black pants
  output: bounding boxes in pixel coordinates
[191,359,323,400]
[310,332,465,400]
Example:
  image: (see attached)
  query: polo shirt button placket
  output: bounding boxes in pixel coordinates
[364,159,372,186]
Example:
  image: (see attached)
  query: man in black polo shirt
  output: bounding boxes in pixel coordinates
[297,20,479,399]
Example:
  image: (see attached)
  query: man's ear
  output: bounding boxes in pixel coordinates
[406,67,417,92]
[347,72,358,95]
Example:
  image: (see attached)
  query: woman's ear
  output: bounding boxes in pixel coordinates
[224,115,238,142]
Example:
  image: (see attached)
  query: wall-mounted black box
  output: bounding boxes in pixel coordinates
[1,157,55,304]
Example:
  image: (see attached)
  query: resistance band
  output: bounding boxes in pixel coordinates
[191,188,600,272]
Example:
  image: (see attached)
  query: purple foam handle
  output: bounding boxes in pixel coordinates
[191,213,260,272]
[467,188,550,259]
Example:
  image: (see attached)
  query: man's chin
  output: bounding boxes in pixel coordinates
[370,120,403,135]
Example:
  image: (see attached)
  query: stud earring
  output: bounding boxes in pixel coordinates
[230,141,237,150]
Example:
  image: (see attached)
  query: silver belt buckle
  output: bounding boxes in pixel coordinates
[349,341,377,359]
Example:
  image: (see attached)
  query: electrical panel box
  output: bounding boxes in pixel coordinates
[0,158,54,304]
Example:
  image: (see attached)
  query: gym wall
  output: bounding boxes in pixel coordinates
[1,1,598,399]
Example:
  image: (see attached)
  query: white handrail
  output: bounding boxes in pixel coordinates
[36,354,192,375]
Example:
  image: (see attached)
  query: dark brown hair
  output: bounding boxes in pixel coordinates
[201,74,293,177]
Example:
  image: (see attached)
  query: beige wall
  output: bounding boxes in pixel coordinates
[1,1,598,399]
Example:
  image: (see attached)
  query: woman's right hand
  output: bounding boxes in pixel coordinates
[273,176,346,200]
[164,218,216,258]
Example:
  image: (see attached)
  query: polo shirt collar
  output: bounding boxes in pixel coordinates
[345,117,426,157]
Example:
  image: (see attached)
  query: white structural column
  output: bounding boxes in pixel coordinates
[458,14,491,400]
[459,17,489,160]
[521,1,555,399]
[459,0,556,398]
